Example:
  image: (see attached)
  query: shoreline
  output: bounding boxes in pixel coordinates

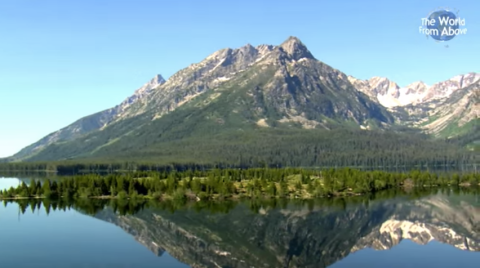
[1,184,477,202]
[1,168,478,203]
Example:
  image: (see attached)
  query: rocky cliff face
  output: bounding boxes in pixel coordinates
[93,193,480,268]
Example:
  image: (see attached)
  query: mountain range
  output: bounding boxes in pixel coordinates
[92,191,480,268]
[4,36,478,165]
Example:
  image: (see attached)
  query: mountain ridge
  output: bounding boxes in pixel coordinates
[348,72,479,108]
[4,36,478,163]
[8,74,166,161]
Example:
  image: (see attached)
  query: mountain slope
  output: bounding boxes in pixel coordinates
[9,37,406,162]
[9,75,166,161]
[119,36,393,128]
[392,80,479,139]
[5,37,477,165]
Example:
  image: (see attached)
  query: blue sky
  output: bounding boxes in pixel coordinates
[0,0,478,157]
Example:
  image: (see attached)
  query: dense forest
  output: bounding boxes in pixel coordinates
[0,162,216,175]
[5,128,476,168]
[1,168,479,201]
[0,129,477,176]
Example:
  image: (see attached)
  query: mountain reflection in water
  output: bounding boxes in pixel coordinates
[4,188,480,268]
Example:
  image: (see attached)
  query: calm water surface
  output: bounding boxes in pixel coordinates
[1,176,480,268]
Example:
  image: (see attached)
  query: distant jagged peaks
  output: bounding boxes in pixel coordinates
[347,76,400,104]
[279,36,315,60]
[349,72,479,108]
[420,72,480,102]
[188,36,313,77]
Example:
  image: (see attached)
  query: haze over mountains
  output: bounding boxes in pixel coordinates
[4,36,478,164]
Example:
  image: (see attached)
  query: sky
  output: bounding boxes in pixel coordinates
[0,0,479,157]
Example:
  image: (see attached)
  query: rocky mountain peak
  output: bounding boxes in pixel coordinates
[348,76,400,103]
[368,76,395,85]
[407,81,427,87]
[369,77,400,93]
[237,43,259,60]
[279,36,315,60]
[151,74,166,85]
[118,73,167,113]
[241,43,255,50]
[133,74,166,96]
[420,72,480,102]
[451,72,479,88]
[402,81,428,95]
[256,44,275,51]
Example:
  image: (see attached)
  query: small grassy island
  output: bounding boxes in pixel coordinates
[1,168,479,201]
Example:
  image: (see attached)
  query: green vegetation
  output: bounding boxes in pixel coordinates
[0,128,476,171]
[4,39,476,172]
[4,64,475,167]
[5,186,470,218]
[25,128,476,167]
[419,115,439,127]
[1,168,479,201]
[440,119,478,139]
[0,162,214,175]
[446,119,480,149]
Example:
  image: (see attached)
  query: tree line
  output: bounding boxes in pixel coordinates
[1,168,479,201]
[6,186,473,218]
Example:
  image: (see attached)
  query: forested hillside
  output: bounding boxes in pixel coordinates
[3,37,478,167]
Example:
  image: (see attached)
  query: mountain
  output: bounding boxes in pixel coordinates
[349,72,479,108]
[347,76,401,105]
[348,73,479,142]
[112,36,393,128]
[9,74,166,161]
[392,79,479,140]
[92,192,480,268]
[4,36,477,164]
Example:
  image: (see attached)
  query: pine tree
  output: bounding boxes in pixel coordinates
[42,180,52,197]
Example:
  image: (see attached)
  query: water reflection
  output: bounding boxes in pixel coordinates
[0,178,21,190]
[2,188,480,268]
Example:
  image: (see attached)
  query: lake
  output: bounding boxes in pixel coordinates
[1,176,480,267]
